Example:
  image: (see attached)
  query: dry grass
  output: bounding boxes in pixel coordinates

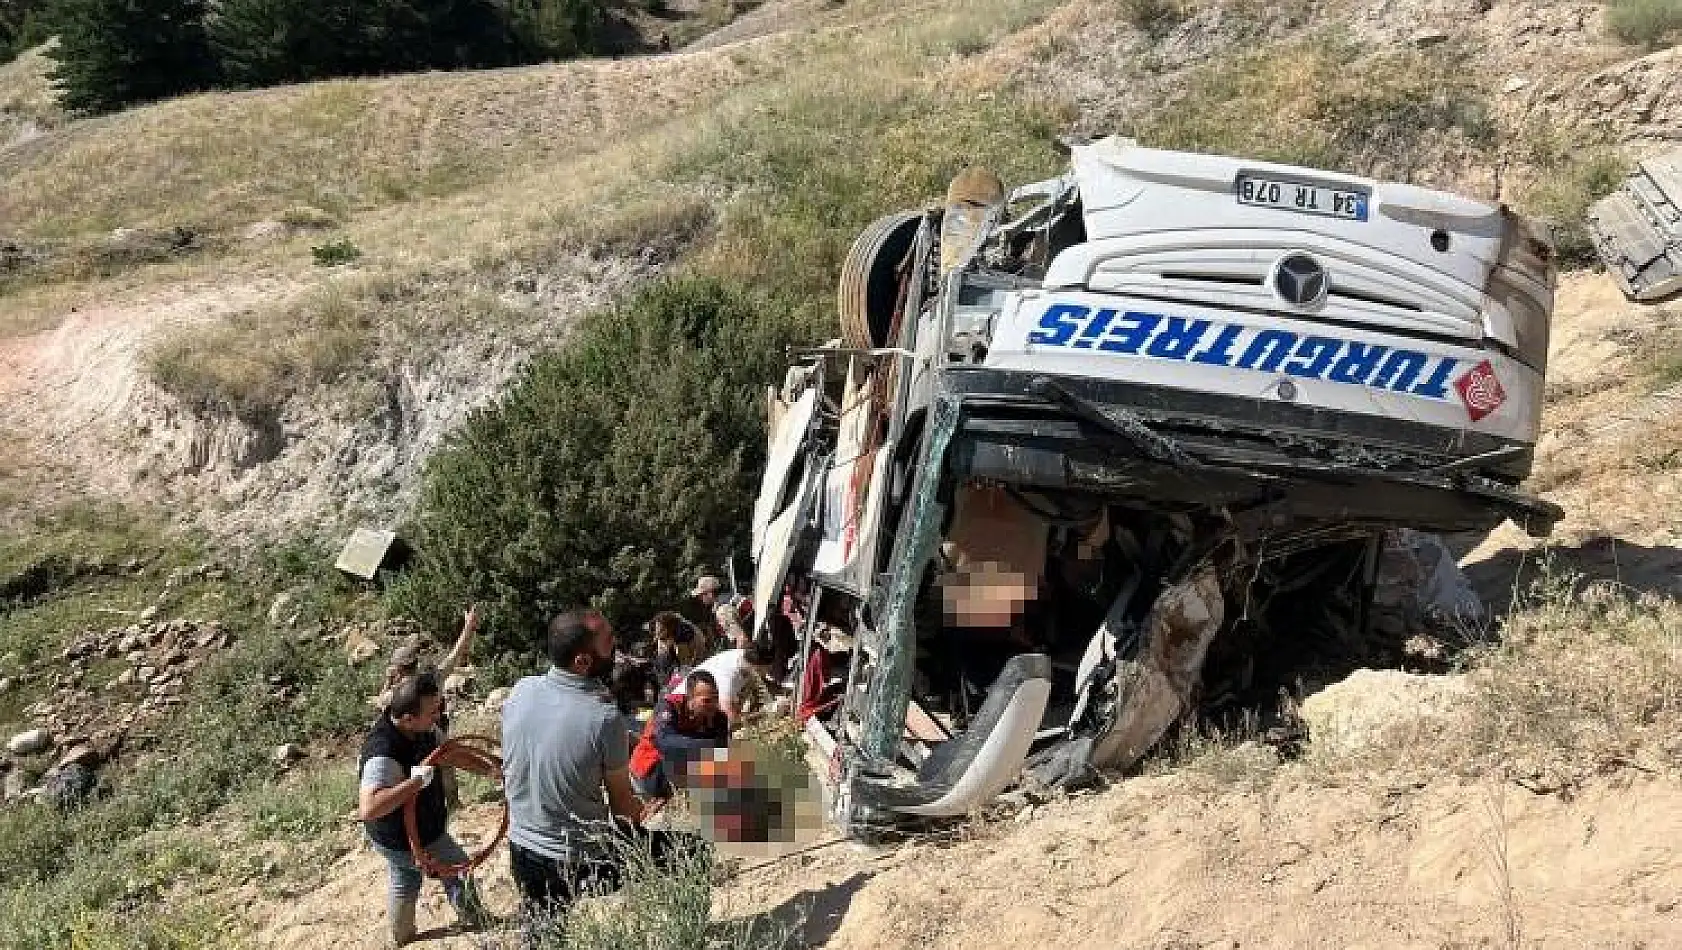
[1129,32,1497,183]
[99,0,1067,411]
[1606,0,1682,48]
[0,51,758,244]
[145,269,520,418]
[1299,563,1682,785]
[0,42,62,147]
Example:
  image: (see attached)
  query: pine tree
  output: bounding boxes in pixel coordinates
[211,0,515,87]
[48,0,217,113]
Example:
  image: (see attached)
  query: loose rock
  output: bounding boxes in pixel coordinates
[273,743,304,766]
[55,743,99,770]
[345,632,381,666]
[7,729,50,756]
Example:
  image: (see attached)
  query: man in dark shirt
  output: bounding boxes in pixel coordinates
[357,672,486,945]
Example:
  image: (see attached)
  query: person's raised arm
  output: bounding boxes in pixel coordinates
[437,604,479,676]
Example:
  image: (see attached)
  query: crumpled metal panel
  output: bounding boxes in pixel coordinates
[1588,149,1682,302]
[860,395,961,763]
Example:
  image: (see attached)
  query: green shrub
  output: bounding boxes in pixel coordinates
[482,831,797,949]
[1606,0,1682,48]
[1510,123,1628,266]
[310,237,362,266]
[389,277,813,653]
[1120,0,1186,38]
[244,769,357,841]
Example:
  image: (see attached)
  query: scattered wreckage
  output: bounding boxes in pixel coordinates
[750,136,1562,835]
[1589,147,1682,303]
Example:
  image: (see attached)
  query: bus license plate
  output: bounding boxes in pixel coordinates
[1236,175,1368,221]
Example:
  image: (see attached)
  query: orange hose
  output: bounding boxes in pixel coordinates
[403,734,509,879]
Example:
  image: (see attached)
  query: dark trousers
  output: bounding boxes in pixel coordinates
[508,825,707,933]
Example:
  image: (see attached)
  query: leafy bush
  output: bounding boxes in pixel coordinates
[1606,0,1682,48]
[1510,122,1628,266]
[389,277,818,654]
[1120,0,1186,38]
[310,238,362,266]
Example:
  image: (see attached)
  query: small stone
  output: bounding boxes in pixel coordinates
[138,606,159,624]
[1411,30,1449,46]
[268,593,296,627]
[7,729,51,756]
[136,666,158,684]
[3,770,27,801]
[55,744,99,770]
[1502,76,1530,94]
[345,633,381,666]
[0,677,12,695]
[115,669,136,687]
[273,743,304,766]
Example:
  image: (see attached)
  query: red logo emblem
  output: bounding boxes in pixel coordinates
[1455,360,1506,421]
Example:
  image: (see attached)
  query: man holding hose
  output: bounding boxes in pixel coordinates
[357,671,489,946]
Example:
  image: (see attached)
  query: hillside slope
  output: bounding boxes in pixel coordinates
[3,1,1682,948]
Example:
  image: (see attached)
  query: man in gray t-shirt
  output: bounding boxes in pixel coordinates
[506,609,702,930]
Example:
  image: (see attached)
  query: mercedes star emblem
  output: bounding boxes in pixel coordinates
[1273,253,1329,308]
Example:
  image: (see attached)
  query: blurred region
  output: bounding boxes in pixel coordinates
[677,739,827,856]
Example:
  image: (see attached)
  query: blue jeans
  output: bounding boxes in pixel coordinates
[368,831,472,905]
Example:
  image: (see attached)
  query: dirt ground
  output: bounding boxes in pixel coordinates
[243,766,1682,949]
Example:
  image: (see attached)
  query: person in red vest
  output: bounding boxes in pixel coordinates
[629,669,730,801]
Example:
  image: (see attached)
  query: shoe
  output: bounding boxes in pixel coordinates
[389,896,418,947]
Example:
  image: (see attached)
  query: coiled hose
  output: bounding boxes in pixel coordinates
[403,734,509,879]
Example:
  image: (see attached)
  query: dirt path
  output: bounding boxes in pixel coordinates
[0,275,301,507]
[727,771,1682,950]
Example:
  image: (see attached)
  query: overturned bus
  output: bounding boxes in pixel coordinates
[748,137,1561,836]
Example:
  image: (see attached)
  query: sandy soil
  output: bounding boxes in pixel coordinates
[242,766,1682,949]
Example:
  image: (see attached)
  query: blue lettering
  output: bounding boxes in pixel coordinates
[1236,329,1298,373]
[1097,311,1162,354]
[1146,317,1212,360]
[1283,336,1342,379]
[1327,342,1389,385]
[1029,304,1088,346]
[1410,357,1459,399]
[1190,324,1243,366]
[1071,308,1118,349]
[1373,350,1428,392]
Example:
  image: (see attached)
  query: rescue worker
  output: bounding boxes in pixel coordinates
[376,604,480,810]
[377,604,480,711]
[668,644,773,728]
[629,669,730,801]
[686,575,748,652]
[357,672,488,946]
[500,609,705,935]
